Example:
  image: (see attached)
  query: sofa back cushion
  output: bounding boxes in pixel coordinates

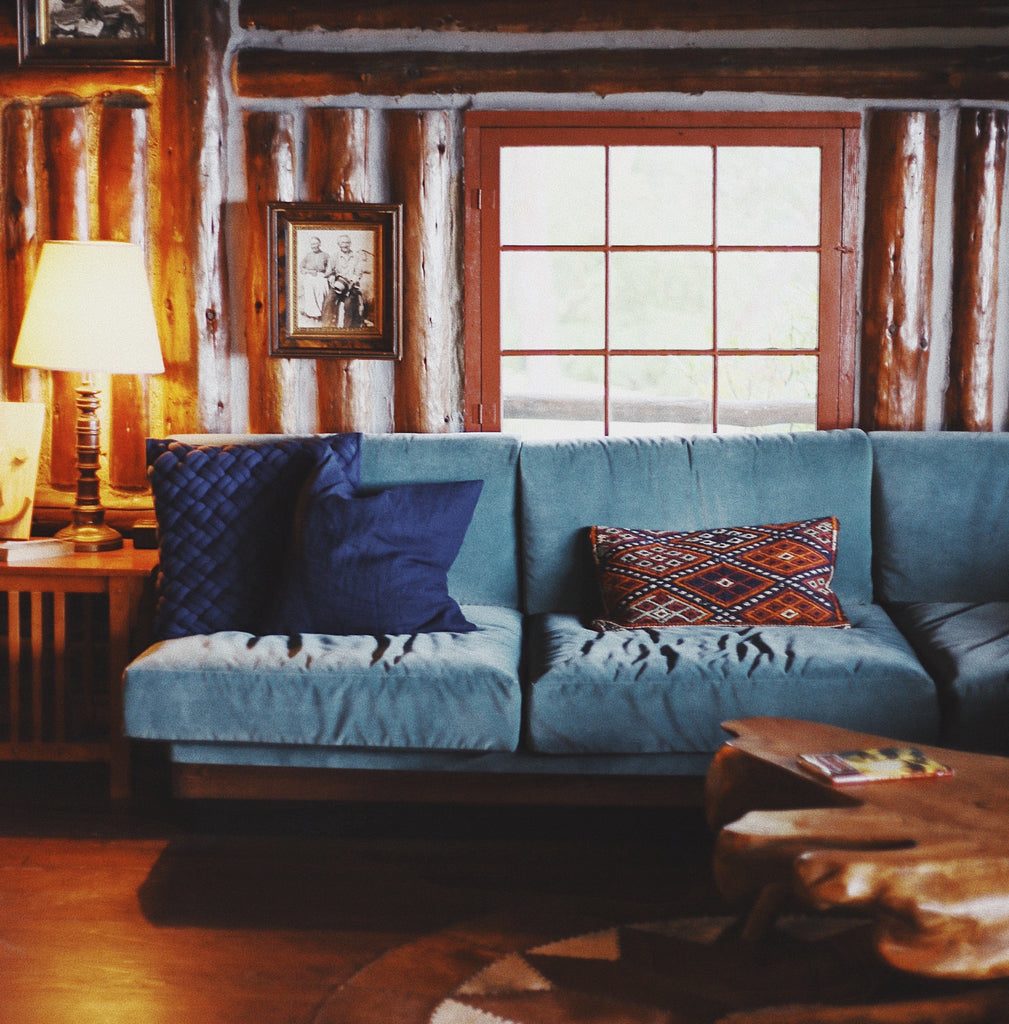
[519,429,874,616]
[359,433,521,609]
[168,432,522,612]
[871,431,1009,603]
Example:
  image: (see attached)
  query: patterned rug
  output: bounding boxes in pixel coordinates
[130,802,1000,1024]
[316,909,981,1024]
[430,917,762,1024]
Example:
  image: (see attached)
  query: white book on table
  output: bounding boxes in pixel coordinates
[0,538,75,564]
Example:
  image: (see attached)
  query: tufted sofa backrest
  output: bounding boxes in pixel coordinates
[167,431,523,611]
[518,429,875,617]
[871,431,1009,604]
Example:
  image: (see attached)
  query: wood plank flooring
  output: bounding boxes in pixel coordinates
[0,760,718,1024]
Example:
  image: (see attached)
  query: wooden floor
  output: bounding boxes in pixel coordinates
[0,758,720,1024]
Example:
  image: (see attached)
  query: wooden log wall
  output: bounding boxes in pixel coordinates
[0,0,230,524]
[235,107,464,435]
[1,104,37,406]
[237,0,1009,33]
[1,0,1009,526]
[859,107,1009,431]
[100,96,152,489]
[42,97,90,489]
[156,0,230,439]
[240,110,311,434]
[860,110,940,431]
[0,89,161,514]
[389,110,465,433]
[946,109,1009,431]
[303,108,395,434]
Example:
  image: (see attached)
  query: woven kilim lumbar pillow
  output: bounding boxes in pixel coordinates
[589,517,850,630]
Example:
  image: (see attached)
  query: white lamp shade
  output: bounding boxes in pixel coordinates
[13,240,165,375]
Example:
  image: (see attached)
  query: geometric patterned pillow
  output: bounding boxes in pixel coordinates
[589,518,850,630]
[147,433,361,640]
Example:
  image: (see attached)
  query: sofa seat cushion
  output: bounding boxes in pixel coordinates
[886,602,1009,754]
[123,605,523,752]
[523,604,939,755]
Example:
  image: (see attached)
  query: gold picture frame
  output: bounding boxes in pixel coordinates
[268,202,402,360]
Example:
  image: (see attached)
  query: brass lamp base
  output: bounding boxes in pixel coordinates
[60,377,123,552]
[55,516,123,553]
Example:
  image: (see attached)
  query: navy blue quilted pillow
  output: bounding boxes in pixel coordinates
[148,434,361,640]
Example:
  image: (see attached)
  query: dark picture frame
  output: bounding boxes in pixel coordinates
[18,0,174,67]
[268,202,402,360]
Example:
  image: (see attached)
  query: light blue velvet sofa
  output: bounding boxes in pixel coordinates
[122,428,1009,802]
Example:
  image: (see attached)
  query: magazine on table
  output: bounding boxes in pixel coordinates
[796,745,954,785]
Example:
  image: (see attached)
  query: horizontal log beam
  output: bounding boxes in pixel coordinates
[238,0,1009,33]
[0,63,159,97]
[234,46,1009,100]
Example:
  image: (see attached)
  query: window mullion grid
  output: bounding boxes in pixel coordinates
[604,146,612,436]
[487,125,844,438]
[712,145,719,434]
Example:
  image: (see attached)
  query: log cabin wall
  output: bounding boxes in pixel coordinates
[0,1,1007,523]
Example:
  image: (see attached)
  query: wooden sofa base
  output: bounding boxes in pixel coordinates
[172,762,706,807]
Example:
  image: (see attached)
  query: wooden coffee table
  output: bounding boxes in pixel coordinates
[706,717,1009,981]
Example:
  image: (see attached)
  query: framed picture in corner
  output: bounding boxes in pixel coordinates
[18,0,174,67]
[268,202,403,360]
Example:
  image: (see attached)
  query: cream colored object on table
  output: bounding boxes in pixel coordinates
[0,402,45,540]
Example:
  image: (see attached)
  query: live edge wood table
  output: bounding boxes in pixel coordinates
[0,542,158,799]
[706,717,1009,985]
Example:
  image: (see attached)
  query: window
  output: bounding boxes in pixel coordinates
[464,112,860,436]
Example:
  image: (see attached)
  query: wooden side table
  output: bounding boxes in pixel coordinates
[0,541,158,799]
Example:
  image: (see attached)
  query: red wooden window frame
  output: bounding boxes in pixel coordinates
[463,110,860,434]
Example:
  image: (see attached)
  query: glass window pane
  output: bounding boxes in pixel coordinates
[502,355,605,437]
[717,147,821,247]
[610,253,713,351]
[610,355,714,436]
[717,252,819,351]
[501,252,605,351]
[717,354,817,433]
[609,147,713,245]
[500,147,605,246]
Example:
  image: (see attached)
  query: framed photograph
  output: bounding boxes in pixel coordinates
[18,0,174,67]
[268,202,402,360]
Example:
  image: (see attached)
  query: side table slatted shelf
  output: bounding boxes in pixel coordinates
[3,591,109,755]
[0,543,158,798]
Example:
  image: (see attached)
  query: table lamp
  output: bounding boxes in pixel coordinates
[12,240,165,552]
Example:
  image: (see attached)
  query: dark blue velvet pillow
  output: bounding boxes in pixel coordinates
[148,434,361,640]
[265,447,483,636]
